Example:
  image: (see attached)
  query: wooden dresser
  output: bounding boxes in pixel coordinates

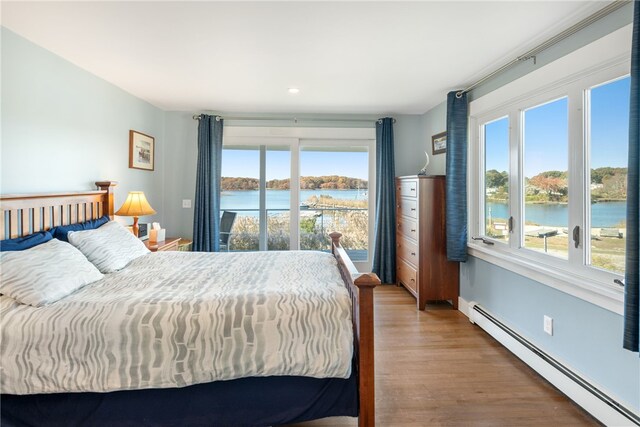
[396,175,459,310]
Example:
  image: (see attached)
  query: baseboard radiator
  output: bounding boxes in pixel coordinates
[467,301,640,427]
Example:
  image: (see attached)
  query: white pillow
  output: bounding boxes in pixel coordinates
[68,221,149,273]
[0,239,103,307]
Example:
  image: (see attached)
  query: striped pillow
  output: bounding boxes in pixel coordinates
[0,239,103,307]
[68,221,149,273]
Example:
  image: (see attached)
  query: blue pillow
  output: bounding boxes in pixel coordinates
[50,215,110,242]
[0,231,53,252]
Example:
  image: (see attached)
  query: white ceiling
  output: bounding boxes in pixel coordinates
[2,1,611,115]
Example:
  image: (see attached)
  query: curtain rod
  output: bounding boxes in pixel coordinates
[455,0,631,98]
[192,114,395,124]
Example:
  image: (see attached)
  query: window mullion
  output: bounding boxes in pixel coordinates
[567,87,586,267]
[289,139,300,250]
[510,109,522,251]
[259,146,267,251]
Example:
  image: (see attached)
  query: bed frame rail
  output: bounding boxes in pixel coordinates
[0,181,116,240]
[330,232,380,427]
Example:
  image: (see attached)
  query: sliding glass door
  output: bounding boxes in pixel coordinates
[221,132,375,270]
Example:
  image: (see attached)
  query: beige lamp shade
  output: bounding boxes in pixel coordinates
[115,191,156,217]
[115,192,156,237]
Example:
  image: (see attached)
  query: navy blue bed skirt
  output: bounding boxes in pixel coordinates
[1,369,358,427]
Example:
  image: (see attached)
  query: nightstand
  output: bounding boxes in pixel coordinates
[144,237,181,252]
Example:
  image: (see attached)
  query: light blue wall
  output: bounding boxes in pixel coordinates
[420,101,447,175]
[461,257,640,411]
[1,28,165,224]
[416,2,638,413]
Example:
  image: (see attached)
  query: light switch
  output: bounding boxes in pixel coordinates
[182,199,192,208]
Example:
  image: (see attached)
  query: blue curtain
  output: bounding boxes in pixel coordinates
[445,91,469,262]
[372,118,396,284]
[623,2,639,353]
[192,115,224,252]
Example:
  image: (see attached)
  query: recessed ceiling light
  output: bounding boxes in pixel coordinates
[288,87,300,94]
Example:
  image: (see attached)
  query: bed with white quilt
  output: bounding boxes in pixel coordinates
[0,182,379,427]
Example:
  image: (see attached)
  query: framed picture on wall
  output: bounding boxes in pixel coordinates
[432,131,447,155]
[129,130,155,171]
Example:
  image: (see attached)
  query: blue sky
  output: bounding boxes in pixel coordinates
[590,76,630,169]
[221,148,369,180]
[485,76,630,177]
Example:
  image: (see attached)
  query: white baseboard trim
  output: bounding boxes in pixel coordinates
[459,297,639,426]
[457,296,470,319]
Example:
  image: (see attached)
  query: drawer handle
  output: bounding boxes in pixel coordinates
[410,278,415,282]
[410,229,416,232]
[410,208,416,211]
[411,252,416,256]
[410,188,415,191]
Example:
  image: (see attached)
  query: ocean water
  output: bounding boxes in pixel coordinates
[221,189,367,213]
[222,190,625,227]
[486,201,626,228]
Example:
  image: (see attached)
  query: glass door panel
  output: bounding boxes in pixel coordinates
[220,147,260,251]
[299,146,370,262]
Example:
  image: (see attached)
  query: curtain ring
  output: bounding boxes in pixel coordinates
[456,91,464,99]
[215,116,222,121]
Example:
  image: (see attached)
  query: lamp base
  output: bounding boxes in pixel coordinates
[132,216,139,237]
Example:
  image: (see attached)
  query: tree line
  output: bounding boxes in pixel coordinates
[485,167,627,202]
[221,176,368,191]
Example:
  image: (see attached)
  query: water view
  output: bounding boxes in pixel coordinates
[222,189,367,212]
[486,201,626,228]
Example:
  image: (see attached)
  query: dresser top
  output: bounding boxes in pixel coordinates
[396,175,445,179]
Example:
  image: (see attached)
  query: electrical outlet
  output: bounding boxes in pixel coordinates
[544,315,553,336]
[182,199,192,208]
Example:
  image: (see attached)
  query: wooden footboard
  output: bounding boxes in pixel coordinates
[330,232,380,427]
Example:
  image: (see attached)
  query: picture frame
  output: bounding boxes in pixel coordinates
[432,131,447,155]
[129,130,155,171]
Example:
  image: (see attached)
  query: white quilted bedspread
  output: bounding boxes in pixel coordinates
[0,250,353,395]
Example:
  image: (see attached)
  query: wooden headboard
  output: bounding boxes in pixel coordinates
[0,181,117,240]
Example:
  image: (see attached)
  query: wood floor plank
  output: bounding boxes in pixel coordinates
[285,285,599,427]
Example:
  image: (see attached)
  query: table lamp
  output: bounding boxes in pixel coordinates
[115,191,156,237]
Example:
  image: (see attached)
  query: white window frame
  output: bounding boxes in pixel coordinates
[222,126,376,272]
[468,25,632,315]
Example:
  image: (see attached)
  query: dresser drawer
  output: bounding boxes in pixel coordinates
[397,258,417,294]
[397,180,418,198]
[397,216,418,241]
[397,236,419,267]
[397,197,418,219]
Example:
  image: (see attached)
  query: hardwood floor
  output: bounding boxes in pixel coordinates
[286,285,599,427]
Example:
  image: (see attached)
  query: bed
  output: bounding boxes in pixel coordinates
[0,182,379,427]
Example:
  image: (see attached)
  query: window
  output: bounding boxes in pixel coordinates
[483,117,510,243]
[469,50,630,312]
[522,97,569,259]
[587,76,630,274]
[221,128,376,270]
